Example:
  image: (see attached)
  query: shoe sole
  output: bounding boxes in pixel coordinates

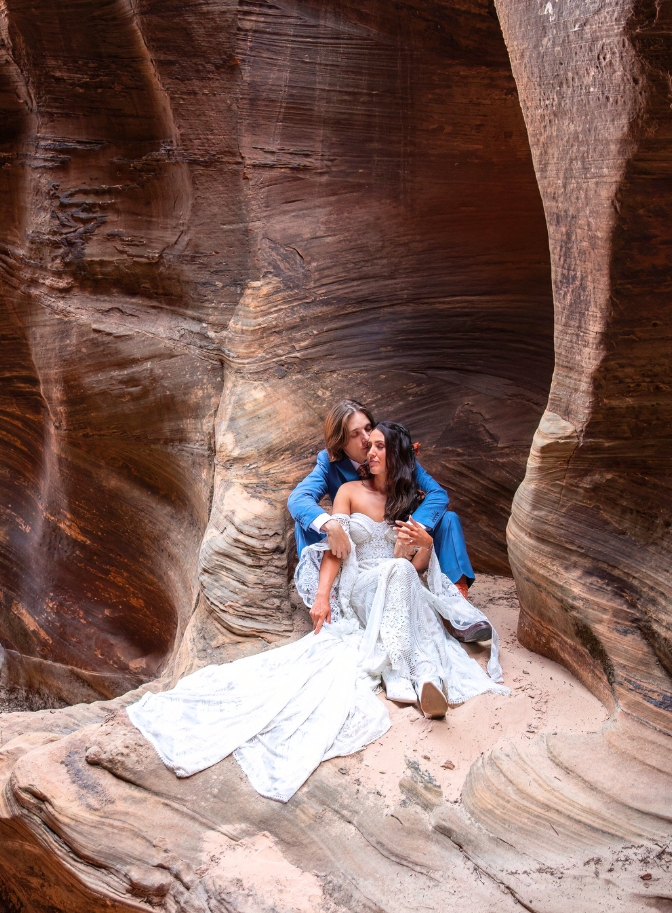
[420,682,448,719]
[458,626,493,643]
[385,691,417,704]
[384,678,417,704]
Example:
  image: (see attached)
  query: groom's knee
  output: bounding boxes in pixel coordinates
[433,510,464,541]
[431,510,475,584]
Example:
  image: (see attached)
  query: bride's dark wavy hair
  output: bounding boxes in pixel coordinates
[371,421,425,522]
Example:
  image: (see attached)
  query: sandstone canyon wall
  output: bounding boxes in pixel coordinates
[498,0,672,732]
[0,1,670,912]
[436,6,672,896]
[0,0,553,702]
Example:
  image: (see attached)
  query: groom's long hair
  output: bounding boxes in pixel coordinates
[373,421,425,522]
[325,399,375,461]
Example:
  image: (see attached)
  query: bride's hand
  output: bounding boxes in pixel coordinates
[310,592,332,634]
[393,534,416,560]
[395,518,433,553]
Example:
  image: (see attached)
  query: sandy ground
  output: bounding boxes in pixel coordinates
[336,574,609,806]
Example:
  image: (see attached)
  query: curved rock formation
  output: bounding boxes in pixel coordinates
[0,0,226,707]
[189,0,556,636]
[0,0,670,911]
[0,0,553,699]
[501,0,672,737]
[438,1,672,904]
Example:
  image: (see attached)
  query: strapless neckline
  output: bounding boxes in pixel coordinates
[350,512,389,527]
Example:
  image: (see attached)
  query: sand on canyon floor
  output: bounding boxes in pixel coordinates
[332,573,610,807]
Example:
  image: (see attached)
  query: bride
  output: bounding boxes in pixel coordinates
[127,421,508,802]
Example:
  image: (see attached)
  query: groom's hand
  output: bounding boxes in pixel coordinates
[323,519,351,559]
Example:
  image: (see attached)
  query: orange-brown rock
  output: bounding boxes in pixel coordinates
[0,0,670,911]
[499,0,672,737]
[445,1,672,903]
[0,0,553,700]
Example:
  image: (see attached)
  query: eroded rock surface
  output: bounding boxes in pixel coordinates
[0,0,230,706]
[0,0,670,911]
[498,0,672,736]
[0,579,668,913]
[436,1,672,903]
[0,0,553,701]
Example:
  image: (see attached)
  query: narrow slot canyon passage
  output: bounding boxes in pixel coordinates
[0,0,554,701]
[0,1,670,912]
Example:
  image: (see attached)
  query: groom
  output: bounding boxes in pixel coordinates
[288,399,491,642]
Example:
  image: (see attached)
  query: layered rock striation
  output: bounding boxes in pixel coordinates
[0,0,553,699]
[0,0,671,912]
[438,2,672,902]
[499,0,672,735]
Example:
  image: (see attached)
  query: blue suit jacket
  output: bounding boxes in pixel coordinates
[287,450,449,535]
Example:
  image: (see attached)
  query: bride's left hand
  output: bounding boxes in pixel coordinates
[393,536,415,560]
[395,518,433,554]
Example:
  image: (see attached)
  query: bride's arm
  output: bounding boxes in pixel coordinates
[310,487,352,634]
[311,551,341,634]
[411,543,432,573]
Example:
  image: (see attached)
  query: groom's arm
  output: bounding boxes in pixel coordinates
[411,462,450,533]
[288,451,351,558]
[287,450,331,532]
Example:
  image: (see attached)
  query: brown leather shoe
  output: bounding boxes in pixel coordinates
[442,618,492,643]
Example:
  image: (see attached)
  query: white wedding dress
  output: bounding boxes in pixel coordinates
[128,513,508,802]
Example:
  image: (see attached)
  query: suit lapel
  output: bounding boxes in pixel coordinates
[335,456,359,484]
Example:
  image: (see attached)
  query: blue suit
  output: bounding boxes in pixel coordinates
[287,450,474,585]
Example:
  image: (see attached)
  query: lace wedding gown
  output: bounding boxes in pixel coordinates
[127,513,508,802]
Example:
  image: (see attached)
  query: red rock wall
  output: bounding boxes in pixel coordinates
[498,0,672,728]
[238,0,554,579]
[0,0,231,704]
[201,0,554,637]
[0,0,553,701]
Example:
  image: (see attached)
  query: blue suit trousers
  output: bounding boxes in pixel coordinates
[430,510,475,586]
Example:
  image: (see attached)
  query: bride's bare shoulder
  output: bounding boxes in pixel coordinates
[333,481,360,513]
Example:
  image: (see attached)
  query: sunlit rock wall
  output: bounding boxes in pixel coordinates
[0,0,552,704]
[498,0,672,729]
